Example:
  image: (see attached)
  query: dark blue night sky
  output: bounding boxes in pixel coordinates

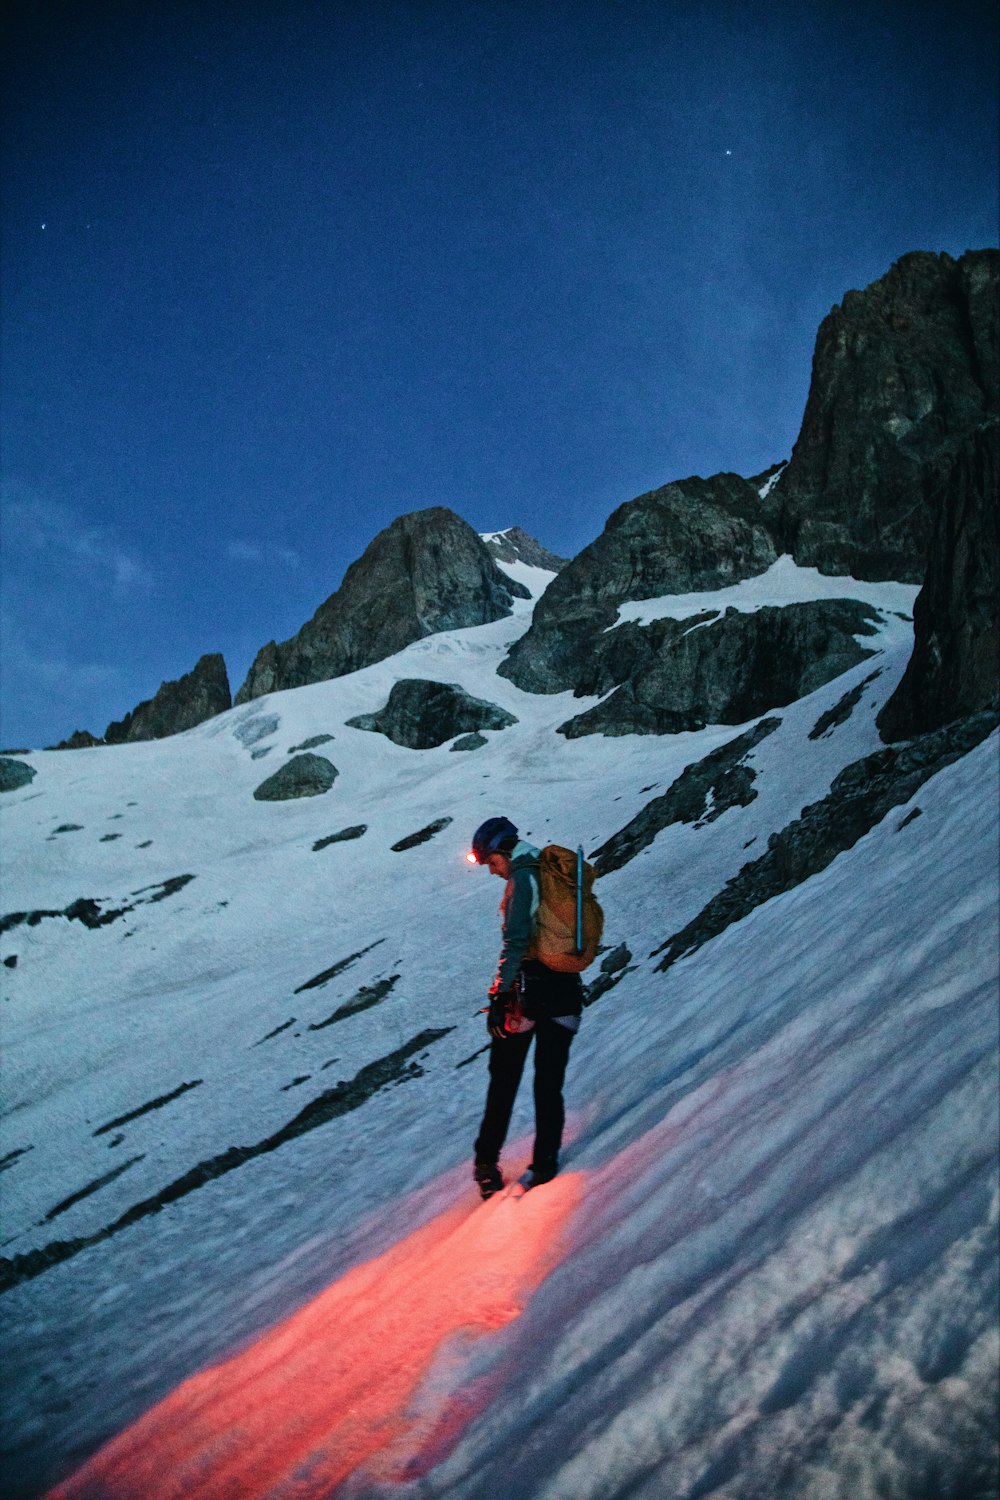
[2,0,997,747]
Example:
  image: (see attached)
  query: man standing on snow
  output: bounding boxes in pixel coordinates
[468,816,584,1199]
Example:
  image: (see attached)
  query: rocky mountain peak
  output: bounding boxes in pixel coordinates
[103,654,232,745]
[235,507,528,705]
[482,527,568,572]
[768,248,999,581]
[499,471,778,695]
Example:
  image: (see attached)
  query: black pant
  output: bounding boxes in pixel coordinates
[474,1017,575,1169]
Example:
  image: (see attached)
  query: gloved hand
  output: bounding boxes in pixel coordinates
[487,993,511,1040]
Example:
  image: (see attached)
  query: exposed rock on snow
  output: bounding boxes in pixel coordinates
[582,942,637,1005]
[293,939,386,994]
[287,734,335,753]
[808,669,883,740]
[252,753,338,801]
[654,709,999,971]
[92,1082,204,1137]
[104,654,232,744]
[558,600,879,737]
[449,732,488,751]
[0,876,196,936]
[252,1019,295,1046]
[305,976,400,1031]
[878,418,1000,740]
[500,472,778,695]
[346,679,517,749]
[236,508,528,704]
[312,825,367,850]
[600,943,633,973]
[391,816,453,851]
[43,1156,146,1223]
[0,1145,32,1170]
[0,757,36,792]
[0,1027,454,1296]
[768,249,999,582]
[592,718,782,874]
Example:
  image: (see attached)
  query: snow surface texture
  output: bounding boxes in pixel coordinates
[1,554,997,1499]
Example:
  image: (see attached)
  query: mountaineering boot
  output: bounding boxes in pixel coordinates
[474,1161,504,1199]
[522,1157,558,1189]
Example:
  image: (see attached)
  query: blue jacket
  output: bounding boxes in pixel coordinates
[492,840,541,993]
[492,840,582,1031]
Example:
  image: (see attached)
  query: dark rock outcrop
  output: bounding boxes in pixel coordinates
[483,527,568,573]
[1,876,195,936]
[450,732,487,752]
[313,826,367,850]
[591,717,782,873]
[51,730,104,751]
[391,817,453,851]
[346,679,517,749]
[499,473,778,696]
[253,754,338,801]
[288,734,335,753]
[808,670,883,741]
[652,711,998,973]
[768,249,999,581]
[104,655,232,744]
[236,508,528,704]
[0,1026,453,1296]
[878,419,999,740]
[0,758,36,792]
[558,601,880,738]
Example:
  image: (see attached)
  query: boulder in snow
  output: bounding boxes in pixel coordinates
[346,680,517,750]
[0,757,36,793]
[253,754,338,801]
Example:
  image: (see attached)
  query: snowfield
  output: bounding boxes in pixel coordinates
[1,556,997,1499]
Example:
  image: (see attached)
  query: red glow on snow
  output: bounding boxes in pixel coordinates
[465,850,478,864]
[47,1175,581,1499]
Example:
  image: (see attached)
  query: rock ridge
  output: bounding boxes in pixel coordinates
[483,527,568,572]
[556,600,880,738]
[767,248,999,581]
[104,655,232,745]
[236,508,527,704]
[499,471,778,696]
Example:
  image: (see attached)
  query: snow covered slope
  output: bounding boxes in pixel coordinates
[1,558,997,1499]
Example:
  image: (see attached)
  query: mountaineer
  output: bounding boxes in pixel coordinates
[467,817,602,1198]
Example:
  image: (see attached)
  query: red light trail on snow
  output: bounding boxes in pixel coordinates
[47,1174,582,1499]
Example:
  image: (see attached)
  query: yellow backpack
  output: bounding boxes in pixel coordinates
[527,845,604,973]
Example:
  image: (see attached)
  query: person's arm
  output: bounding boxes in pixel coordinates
[491,863,538,993]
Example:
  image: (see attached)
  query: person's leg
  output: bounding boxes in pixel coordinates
[474,1029,532,1167]
[530,1019,574,1175]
